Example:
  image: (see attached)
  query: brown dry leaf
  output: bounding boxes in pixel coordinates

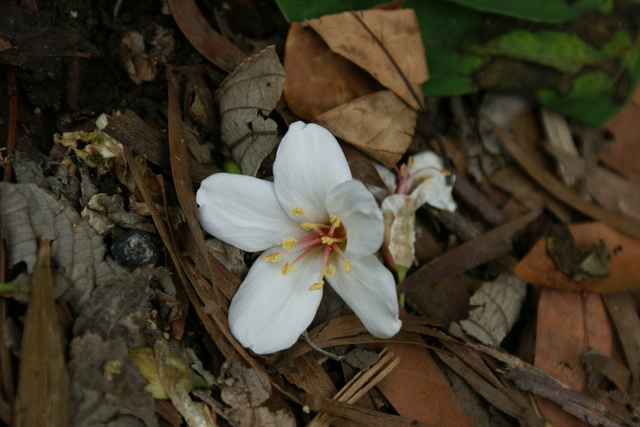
[459,274,527,346]
[534,289,619,426]
[283,22,381,120]
[603,83,640,185]
[307,9,427,111]
[216,45,286,176]
[14,239,68,427]
[167,0,245,72]
[316,90,417,168]
[515,222,640,293]
[546,146,640,221]
[369,340,472,426]
[0,183,122,314]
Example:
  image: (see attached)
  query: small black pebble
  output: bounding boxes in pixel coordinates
[111,229,160,270]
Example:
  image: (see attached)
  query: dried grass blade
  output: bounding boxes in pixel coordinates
[14,238,68,427]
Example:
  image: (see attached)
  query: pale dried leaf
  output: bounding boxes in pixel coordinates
[0,183,123,314]
[307,9,427,110]
[316,90,416,168]
[216,45,286,176]
[459,274,527,346]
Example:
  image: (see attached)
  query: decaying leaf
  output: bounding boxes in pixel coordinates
[515,222,640,293]
[316,90,417,168]
[459,274,527,346]
[283,22,381,120]
[216,45,286,176]
[546,224,615,282]
[218,361,294,427]
[69,268,180,426]
[81,193,155,235]
[14,238,68,427]
[0,183,122,313]
[307,9,428,111]
[152,339,216,427]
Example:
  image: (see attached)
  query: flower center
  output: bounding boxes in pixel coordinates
[395,157,451,195]
[264,206,351,291]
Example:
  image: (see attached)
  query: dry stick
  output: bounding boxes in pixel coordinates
[398,207,541,294]
[485,115,640,240]
[307,348,400,427]
[351,11,426,112]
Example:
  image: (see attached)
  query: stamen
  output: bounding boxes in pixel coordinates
[290,206,305,216]
[308,280,324,291]
[301,222,318,230]
[321,236,335,245]
[264,252,282,262]
[281,262,295,275]
[282,238,297,250]
[323,264,336,277]
[329,216,341,227]
[343,260,352,274]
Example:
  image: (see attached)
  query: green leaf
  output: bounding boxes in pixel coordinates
[446,0,613,23]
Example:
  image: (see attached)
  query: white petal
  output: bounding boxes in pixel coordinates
[327,255,401,338]
[412,174,457,212]
[197,173,306,252]
[408,151,444,176]
[273,122,352,223]
[227,248,324,354]
[325,180,383,259]
[372,162,397,194]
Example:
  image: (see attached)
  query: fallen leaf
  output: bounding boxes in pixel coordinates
[0,183,122,314]
[316,90,416,168]
[515,222,640,293]
[370,340,472,426]
[534,289,619,426]
[282,22,381,120]
[459,274,527,346]
[216,45,286,176]
[14,239,68,427]
[603,84,640,185]
[307,9,428,111]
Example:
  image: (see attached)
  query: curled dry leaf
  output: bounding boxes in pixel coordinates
[216,45,286,176]
[307,9,428,111]
[316,90,417,168]
[515,222,640,293]
[283,22,381,120]
[459,274,527,346]
[0,183,122,314]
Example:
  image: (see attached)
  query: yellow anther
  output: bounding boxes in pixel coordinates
[322,264,336,277]
[344,260,352,274]
[330,216,341,227]
[290,206,305,216]
[321,236,335,245]
[282,238,297,250]
[281,262,295,276]
[441,169,452,176]
[264,252,282,262]
[408,157,415,167]
[301,222,318,230]
[308,280,324,291]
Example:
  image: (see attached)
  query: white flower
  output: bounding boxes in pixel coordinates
[372,152,457,275]
[196,122,401,354]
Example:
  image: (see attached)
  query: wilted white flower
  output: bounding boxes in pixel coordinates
[197,122,401,354]
[371,152,456,279]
